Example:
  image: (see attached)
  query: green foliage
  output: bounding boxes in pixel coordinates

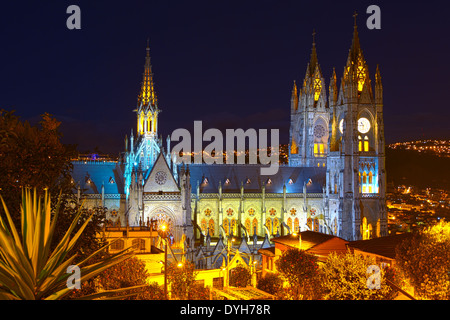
[188,283,211,300]
[0,110,76,225]
[275,248,322,299]
[396,220,450,300]
[257,272,283,295]
[320,252,396,300]
[0,188,137,300]
[54,205,107,262]
[229,264,251,288]
[68,256,164,300]
[167,260,198,300]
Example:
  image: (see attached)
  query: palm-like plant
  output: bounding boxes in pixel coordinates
[0,188,140,300]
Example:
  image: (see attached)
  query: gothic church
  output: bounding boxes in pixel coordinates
[71,21,387,249]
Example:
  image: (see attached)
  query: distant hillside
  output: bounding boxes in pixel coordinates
[386,148,450,189]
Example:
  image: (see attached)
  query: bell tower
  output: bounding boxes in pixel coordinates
[124,42,162,198]
[289,31,329,167]
[326,14,387,240]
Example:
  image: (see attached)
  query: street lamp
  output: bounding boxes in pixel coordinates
[158,224,169,300]
[292,231,302,250]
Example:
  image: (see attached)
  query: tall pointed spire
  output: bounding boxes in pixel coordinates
[137,39,157,109]
[291,80,298,112]
[342,12,369,95]
[308,29,319,77]
[375,64,383,104]
[348,11,362,64]
[329,67,337,104]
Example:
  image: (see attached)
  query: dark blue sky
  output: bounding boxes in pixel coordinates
[1,0,449,154]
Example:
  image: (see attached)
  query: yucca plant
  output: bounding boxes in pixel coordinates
[0,188,141,300]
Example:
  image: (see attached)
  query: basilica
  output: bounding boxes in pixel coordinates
[71,21,387,255]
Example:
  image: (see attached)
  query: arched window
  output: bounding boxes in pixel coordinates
[294,218,299,233]
[364,136,369,152]
[265,218,272,235]
[307,218,312,231]
[273,218,280,235]
[223,219,229,236]
[209,219,215,236]
[291,139,298,154]
[231,219,237,237]
[245,218,251,236]
[362,172,367,193]
[361,217,373,240]
[252,218,258,236]
[201,218,207,235]
[313,218,319,232]
[287,217,293,233]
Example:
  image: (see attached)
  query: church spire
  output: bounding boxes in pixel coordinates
[137,40,158,109]
[307,29,319,77]
[300,30,324,106]
[291,80,298,112]
[342,12,369,95]
[347,11,363,65]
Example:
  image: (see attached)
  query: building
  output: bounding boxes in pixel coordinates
[71,18,387,265]
[258,231,349,276]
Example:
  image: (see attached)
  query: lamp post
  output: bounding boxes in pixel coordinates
[292,230,302,250]
[159,224,168,300]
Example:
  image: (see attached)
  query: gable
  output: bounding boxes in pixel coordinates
[143,153,179,192]
[307,237,349,261]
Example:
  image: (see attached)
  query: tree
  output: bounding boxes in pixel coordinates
[229,264,251,288]
[68,256,164,300]
[275,248,321,299]
[0,188,138,300]
[257,272,283,295]
[167,260,198,300]
[0,110,76,222]
[396,220,450,300]
[54,205,108,262]
[0,110,107,264]
[320,252,396,300]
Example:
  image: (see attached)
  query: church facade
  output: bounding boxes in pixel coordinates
[71,21,387,249]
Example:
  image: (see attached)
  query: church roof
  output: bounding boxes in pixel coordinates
[187,164,326,194]
[272,231,341,250]
[71,161,124,194]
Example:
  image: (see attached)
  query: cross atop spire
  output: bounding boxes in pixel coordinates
[306,29,319,78]
[347,11,362,64]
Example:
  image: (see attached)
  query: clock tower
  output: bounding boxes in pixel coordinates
[326,17,387,240]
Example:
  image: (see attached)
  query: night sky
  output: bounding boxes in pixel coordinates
[1,0,449,155]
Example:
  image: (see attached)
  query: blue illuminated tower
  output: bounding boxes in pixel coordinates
[124,43,162,199]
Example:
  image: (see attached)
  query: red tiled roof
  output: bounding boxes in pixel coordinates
[348,233,413,259]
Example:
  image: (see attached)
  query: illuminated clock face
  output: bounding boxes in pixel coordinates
[339,119,344,134]
[357,117,371,134]
[155,171,167,185]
